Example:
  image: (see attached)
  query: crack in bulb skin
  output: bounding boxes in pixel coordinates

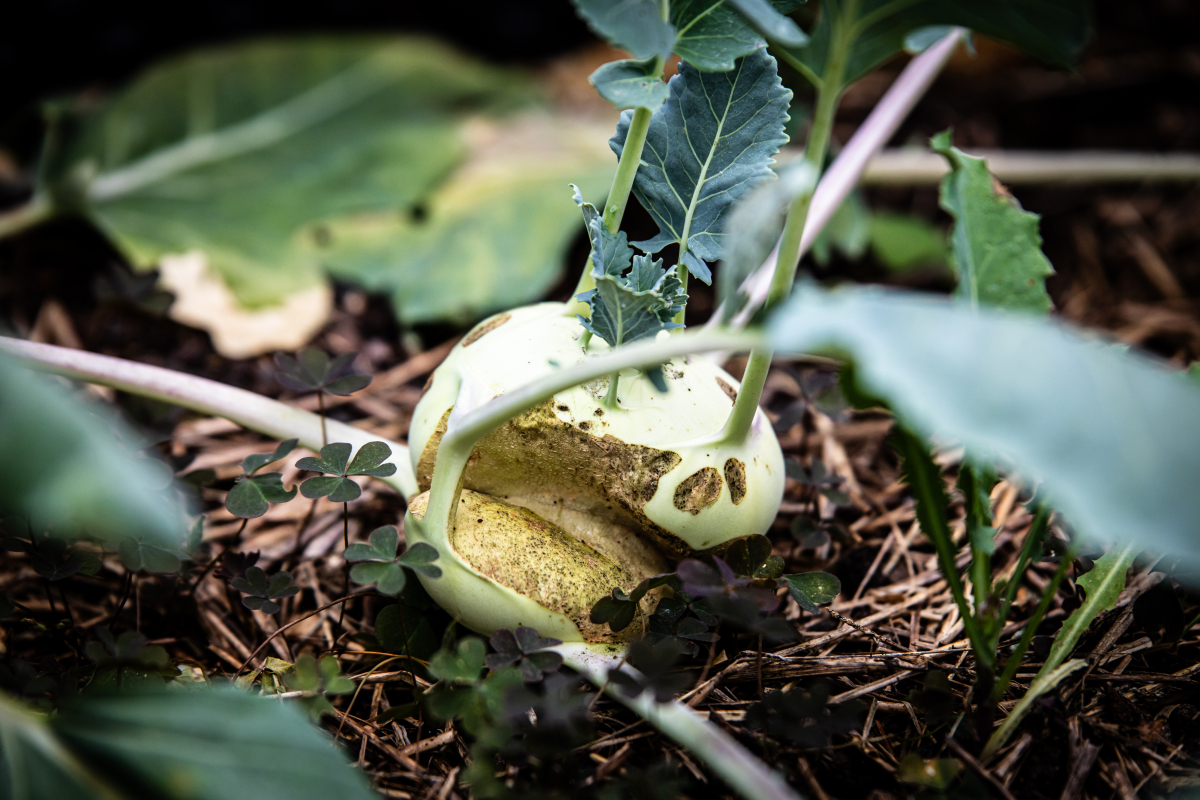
[406,302,785,643]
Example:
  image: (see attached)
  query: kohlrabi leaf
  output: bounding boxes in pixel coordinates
[569,0,677,62]
[1044,543,1139,675]
[590,59,670,110]
[581,253,687,347]
[768,285,1200,570]
[37,686,378,800]
[0,353,184,550]
[47,37,527,309]
[722,0,807,47]
[672,0,804,71]
[612,48,790,283]
[573,185,633,277]
[867,212,949,273]
[932,131,1054,312]
[780,0,1089,92]
[315,114,613,325]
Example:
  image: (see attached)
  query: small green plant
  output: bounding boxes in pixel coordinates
[276,350,373,445]
[344,524,442,596]
[230,566,301,614]
[224,438,299,519]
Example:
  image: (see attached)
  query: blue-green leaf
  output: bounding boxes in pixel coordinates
[932,131,1053,313]
[768,284,1200,569]
[569,0,676,62]
[612,48,790,283]
[582,254,686,348]
[723,0,807,47]
[590,59,669,110]
[671,0,803,71]
[0,353,184,549]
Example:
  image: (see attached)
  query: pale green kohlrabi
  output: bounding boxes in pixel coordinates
[406,303,784,644]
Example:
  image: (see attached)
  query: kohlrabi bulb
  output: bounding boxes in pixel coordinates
[405,302,784,644]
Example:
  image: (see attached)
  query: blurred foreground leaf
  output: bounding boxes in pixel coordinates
[0,353,184,549]
[769,285,1200,569]
[0,686,377,800]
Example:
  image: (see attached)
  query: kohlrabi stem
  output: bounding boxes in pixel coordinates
[566,104,656,318]
[603,372,621,408]
[716,5,852,446]
[0,338,418,499]
[0,194,53,239]
[559,644,802,800]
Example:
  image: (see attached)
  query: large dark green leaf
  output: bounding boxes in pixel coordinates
[0,353,184,549]
[612,48,790,283]
[780,0,1089,91]
[768,284,1200,569]
[932,131,1053,312]
[49,37,527,308]
[38,687,376,800]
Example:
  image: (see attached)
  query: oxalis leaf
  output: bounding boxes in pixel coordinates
[779,0,1089,92]
[573,187,685,348]
[768,285,1200,569]
[612,48,790,283]
[932,131,1054,313]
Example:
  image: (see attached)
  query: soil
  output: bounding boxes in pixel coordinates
[1,1,1198,799]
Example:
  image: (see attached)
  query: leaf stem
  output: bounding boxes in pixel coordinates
[0,194,53,240]
[567,104,655,318]
[603,372,622,408]
[714,6,850,444]
[990,544,1074,703]
[0,338,418,499]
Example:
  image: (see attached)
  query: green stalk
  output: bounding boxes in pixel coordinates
[990,544,1074,704]
[717,0,852,444]
[993,504,1050,646]
[566,104,656,319]
[0,194,53,239]
[894,428,993,671]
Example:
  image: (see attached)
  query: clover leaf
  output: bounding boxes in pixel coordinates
[606,637,691,703]
[297,441,397,503]
[429,637,488,686]
[230,566,300,614]
[274,350,372,396]
[485,627,563,683]
[224,439,299,519]
[345,525,441,596]
[86,628,171,673]
[118,536,182,574]
[589,573,677,633]
[783,572,842,614]
[284,654,355,719]
[4,535,102,581]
